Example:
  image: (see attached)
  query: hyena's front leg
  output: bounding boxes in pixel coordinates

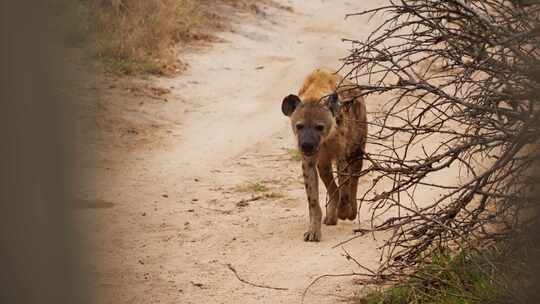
[318,161,339,225]
[302,158,322,242]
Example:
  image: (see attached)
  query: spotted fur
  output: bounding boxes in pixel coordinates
[281,68,367,242]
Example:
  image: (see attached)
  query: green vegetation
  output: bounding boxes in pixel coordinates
[359,246,531,304]
[101,57,164,76]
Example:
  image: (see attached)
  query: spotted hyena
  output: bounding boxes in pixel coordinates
[281,68,367,242]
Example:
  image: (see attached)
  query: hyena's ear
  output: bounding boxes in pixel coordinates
[281,94,301,117]
[325,92,341,117]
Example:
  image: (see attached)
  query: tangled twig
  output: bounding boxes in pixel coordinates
[335,0,540,283]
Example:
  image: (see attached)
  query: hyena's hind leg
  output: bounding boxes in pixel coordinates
[347,145,365,220]
[348,158,363,220]
[337,159,353,220]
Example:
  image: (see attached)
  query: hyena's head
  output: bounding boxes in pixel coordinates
[281,93,341,157]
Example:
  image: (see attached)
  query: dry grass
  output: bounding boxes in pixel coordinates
[287,148,302,162]
[87,0,204,75]
[55,0,279,75]
[234,181,270,193]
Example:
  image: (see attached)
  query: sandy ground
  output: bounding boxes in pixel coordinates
[74,1,405,303]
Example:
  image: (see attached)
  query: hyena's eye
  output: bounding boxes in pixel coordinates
[296,123,304,130]
[315,125,325,132]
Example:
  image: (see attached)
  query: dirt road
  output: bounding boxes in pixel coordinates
[77,1,392,303]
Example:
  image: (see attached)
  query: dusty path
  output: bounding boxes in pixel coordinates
[78,1,392,303]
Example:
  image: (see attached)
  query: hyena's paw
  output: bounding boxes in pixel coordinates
[347,206,358,220]
[337,194,351,220]
[337,204,352,220]
[303,229,321,242]
[323,215,337,226]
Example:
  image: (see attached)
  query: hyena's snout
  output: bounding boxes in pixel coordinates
[300,142,316,154]
[298,132,320,156]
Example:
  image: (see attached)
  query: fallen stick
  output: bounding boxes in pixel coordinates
[226,263,288,291]
[236,195,264,207]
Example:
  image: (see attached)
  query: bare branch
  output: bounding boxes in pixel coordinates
[339,0,540,282]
